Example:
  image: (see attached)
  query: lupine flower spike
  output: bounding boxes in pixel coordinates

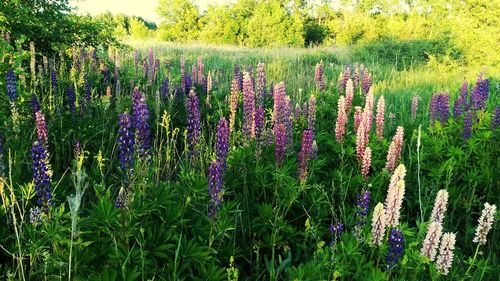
[208,160,223,217]
[375,96,385,139]
[32,141,53,213]
[385,126,404,172]
[335,96,347,143]
[132,87,151,160]
[297,129,313,182]
[430,189,448,224]
[361,147,371,180]
[472,203,496,246]
[421,221,443,261]
[386,228,405,269]
[187,90,201,157]
[371,202,386,246]
[384,164,406,227]
[436,233,456,275]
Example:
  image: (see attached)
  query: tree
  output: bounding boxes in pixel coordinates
[0,0,117,53]
[129,17,151,39]
[246,0,304,47]
[156,0,200,41]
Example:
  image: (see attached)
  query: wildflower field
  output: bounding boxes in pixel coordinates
[0,36,499,280]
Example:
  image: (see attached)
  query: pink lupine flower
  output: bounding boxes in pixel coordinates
[421,221,443,261]
[385,126,404,172]
[375,96,385,139]
[242,72,255,139]
[436,233,456,275]
[298,129,314,183]
[356,117,367,161]
[371,202,386,246]
[363,89,374,134]
[361,147,371,179]
[384,164,406,227]
[345,79,354,112]
[229,79,239,134]
[354,106,363,133]
[335,96,347,143]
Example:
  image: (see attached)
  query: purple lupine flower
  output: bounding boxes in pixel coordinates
[272,82,286,129]
[185,75,192,94]
[356,189,371,224]
[255,106,265,144]
[31,140,52,213]
[338,67,351,93]
[118,112,135,177]
[242,72,256,139]
[234,64,243,91]
[386,228,405,269]
[132,87,151,160]
[0,133,5,176]
[275,124,286,166]
[282,96,294,148]
[216,117,230,173]
[329,222,344,241]
[362,69,372,95]
[187,90,201,157]
[84,74,91,103]
[29,207,42,225]
[298,129,314,182]
[51,68,58,93]
[453,81,468,118]
[208,160,222,217]
[256,63,266,106]
[35,111,48,144]
[31,94,40,115]
[315,61,325,92]
[438,94,450,124]
[471,78,489,111]
[161,77,169,101]
[6,68,17,102]
[430,93,450,124]
[66,85,76,117]
[492,106,500,130]
[463,110,474,140]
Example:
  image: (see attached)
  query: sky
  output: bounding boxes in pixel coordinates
[70,0,233,24]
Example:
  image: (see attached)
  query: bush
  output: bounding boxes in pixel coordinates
[352,37,462,69]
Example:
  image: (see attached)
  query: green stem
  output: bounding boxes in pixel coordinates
[465,244,480,276]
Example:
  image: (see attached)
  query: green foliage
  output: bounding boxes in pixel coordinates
[246,0,304,47]
[157,0,200,41]
[0,38,498,280]
[0,0,118,53]
[149,0,500,69]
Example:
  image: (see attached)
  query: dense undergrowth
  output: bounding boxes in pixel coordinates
[0,37,498,281]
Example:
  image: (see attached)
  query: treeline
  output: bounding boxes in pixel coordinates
[0,0,119,54]
[147,0,498,66]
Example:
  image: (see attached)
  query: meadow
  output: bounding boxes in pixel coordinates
[0,36,499,281]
